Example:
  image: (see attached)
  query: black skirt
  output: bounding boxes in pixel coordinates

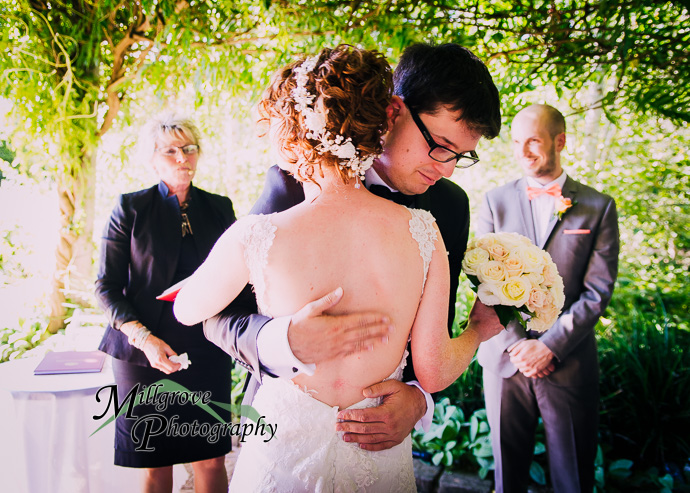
[112,352,233,468]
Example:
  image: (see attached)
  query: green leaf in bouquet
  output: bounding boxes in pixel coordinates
[493,305,524,329]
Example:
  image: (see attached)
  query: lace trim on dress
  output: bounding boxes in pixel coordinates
[238,214,277,315]
[407,208,438,288]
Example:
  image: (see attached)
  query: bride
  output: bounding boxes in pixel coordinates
[174,45,499,492]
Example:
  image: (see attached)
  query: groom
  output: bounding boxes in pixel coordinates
[204,43,503,450]
[476,104,619,492]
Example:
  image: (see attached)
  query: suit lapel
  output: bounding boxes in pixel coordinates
[516,178,538,245]
[542,176,579,248]
[540,214,558,249]
[187,187,217,260]
[155,182,183,288]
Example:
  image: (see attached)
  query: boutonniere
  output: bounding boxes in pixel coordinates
[553,195,577,221]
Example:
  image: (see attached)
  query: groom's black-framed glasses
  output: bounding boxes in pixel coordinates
[407,105,480,169]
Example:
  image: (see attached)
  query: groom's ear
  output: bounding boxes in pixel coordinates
[385,96,404,129]
[554,132,566,152]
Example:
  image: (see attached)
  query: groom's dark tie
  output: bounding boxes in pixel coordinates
[368,184,415,207]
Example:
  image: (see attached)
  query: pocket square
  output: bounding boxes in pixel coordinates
[563,229,591,235]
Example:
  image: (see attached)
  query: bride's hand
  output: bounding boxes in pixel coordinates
[288,287,394,365]
[467,300,504,342]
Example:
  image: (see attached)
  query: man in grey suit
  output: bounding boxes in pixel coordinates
[476,104,619,493]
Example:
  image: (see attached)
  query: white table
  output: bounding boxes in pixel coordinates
[0,355,188,493]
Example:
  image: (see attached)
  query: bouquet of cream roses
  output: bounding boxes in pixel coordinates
[462,232,565,332]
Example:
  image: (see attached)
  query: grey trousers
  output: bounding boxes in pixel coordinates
[483,368,599,493]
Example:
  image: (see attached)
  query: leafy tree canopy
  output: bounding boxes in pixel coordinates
[0,0,688,329]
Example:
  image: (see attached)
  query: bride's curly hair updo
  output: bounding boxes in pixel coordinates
[258,45,393,184]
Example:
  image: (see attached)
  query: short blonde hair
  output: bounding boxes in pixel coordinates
[139,112,202,163]
[258,45,393,184]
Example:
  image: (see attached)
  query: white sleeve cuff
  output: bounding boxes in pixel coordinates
[406,380,434,432]
[256,316,316,378]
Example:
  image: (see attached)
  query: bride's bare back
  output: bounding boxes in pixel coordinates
[264,188,431,408]
[174,183,443,408]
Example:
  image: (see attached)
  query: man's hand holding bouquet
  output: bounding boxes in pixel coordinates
[462,232,565,332]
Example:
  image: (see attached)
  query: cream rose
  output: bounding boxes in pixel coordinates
[540,250,556,267]
[475,234,497,251]
[499,277,531,307]
[527,315,553,332]
[477,260,507,284]
[525,271,545,287]
[527,287,549,313]
[542,262,559,287]
[504,253,525,278]
[550,278,566,309]
[462,247,491,276]
[535,301,560,328]
[487,242,510,262]
[498,232,530,251]
[518,247,545,274]
[477,282,502,306]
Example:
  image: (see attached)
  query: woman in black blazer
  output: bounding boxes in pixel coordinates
[96,113,236,492]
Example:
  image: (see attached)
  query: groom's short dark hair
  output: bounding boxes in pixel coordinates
[394,43,501,139]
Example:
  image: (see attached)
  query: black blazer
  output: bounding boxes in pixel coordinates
[96,181,236,366]
[203,165,470,386]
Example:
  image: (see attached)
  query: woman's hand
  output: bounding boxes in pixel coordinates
[141,335,182,374]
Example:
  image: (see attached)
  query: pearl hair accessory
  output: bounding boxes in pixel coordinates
[291,56,377,187]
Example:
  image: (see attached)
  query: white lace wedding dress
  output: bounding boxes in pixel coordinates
[228,208,437,493]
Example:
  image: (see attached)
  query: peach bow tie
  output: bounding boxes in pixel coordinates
[526,183,562,200]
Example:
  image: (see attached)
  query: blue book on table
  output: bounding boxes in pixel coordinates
[33,350,106,375]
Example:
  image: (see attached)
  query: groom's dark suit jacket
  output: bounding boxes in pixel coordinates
[203,165,470,403]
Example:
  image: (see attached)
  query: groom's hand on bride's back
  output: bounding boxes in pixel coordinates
[334,380,426,451]
[288,287,394,364]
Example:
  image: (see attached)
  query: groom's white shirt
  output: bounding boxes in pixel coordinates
[525,171,568,245]
[255,167,433,431]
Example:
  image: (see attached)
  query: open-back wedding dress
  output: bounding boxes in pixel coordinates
[228,207,437,492]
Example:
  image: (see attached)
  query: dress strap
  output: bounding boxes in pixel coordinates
[407,208,438,289]
[237,214,277,314]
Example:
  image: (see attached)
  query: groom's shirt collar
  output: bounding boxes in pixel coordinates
[525,171,567,191]
[365,167,396,192]
[526,171,568,244]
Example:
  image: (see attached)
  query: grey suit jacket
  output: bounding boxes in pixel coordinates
[476,176,619,386]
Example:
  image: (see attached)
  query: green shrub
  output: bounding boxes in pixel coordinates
[598,282,690,471]
[412,397,494,478]
[0,317,49,363]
